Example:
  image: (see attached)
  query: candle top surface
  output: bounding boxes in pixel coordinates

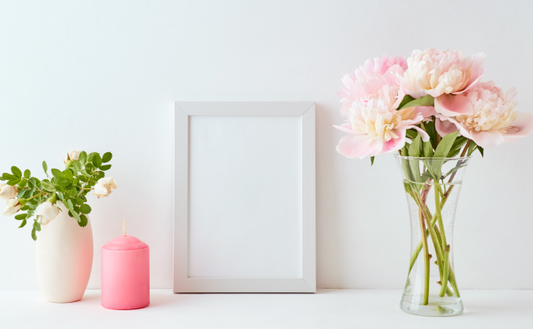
[102,235,149,251]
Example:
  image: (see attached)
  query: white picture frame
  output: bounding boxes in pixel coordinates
[174,102,316,293]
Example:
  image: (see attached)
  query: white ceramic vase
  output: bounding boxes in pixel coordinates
[35,202,93,303]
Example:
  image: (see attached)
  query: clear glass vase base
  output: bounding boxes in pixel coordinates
[400,298,463,317]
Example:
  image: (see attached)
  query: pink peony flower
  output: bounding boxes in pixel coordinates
[335,85,429,159]
[402,48,485,98]
[401,48,485,117]
[435,82,533,148]
[338,55,407,117]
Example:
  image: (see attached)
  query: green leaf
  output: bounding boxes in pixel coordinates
[2,173,15,181]
[400,144,415,182]
[467,141,475,155]
[30,177,41,187]
[401,143,409,157]
[477,146,484,157]
[51,169,65,179]
[102,152,113,163]
[87,152,97,162]
[15,213,27,220]
[42,181,55,192]
[79,151,87,165]
[408,134,421,157]
[447,136,468,158]
[431,131,460,179]
[444,164,467,178]
[66,199,74,210]
[42,161,48,174]
[17,189,26,198]
[434,131,459,158]
[11,166,22,178]
[79,204,92,214]
[397,95,435,111]
[31,226,37,241]
[92,154,102,168]
[7,178,20,186]
[405,129,418,140]
[423,140,433,157]
[79,214,88,227]
[424,120,439,150]
[24,169,31,179]
[370,156,375,166]
[396,95,416,111]
[71,210,81,222]
[55,178,70,187]
[100,164,112,171]
[18,219,27,228]
[63,169,74,181]
[420,171,434,183]
[71,160,82,172]
[408,135,422,182]
[63,197,81,222]
[23,189,34,198]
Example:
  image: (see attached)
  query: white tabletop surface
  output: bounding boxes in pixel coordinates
[1,289,532,329]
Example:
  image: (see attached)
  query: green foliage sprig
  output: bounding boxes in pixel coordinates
[0,151,114,240]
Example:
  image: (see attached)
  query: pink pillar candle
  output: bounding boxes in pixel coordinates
[101,235,150,310]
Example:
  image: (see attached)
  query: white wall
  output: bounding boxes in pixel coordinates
[1,0,532,290]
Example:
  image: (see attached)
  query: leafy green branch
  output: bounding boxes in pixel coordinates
[0,151,115,241]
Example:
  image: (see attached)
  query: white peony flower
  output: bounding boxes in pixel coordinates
[0,184,18,200]
[64,150,81,162]
[92,177,117,198]
[3,199,21,216]
[35,202,60,225]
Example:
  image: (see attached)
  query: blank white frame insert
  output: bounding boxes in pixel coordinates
[174,102,315,293]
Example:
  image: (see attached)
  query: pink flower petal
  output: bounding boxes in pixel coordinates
[382,133,406,153]
[435,115,474,139]
[504,112,533,142]
[409,126,430,142]
[336,135,383,159]
[350,79,384,101]
[454,52,485,94]
[435,117,459,137]
[471,131,505,148]
[435,94,474,117]
[333,123,357,135]
[414,106,437,120]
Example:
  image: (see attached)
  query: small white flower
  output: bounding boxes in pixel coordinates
[0,184,18,200]
[92,177,117,198]
[64,150,81,162]
[35,202,60,225]
[3,199,21,216]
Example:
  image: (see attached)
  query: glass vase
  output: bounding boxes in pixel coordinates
[395,155,471,317]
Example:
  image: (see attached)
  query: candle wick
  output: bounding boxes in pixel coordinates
[123,218,126,236]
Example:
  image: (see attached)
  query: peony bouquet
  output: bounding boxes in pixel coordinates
[335,49,533,314]
[0,151,117,240]
[335,49,533,160]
